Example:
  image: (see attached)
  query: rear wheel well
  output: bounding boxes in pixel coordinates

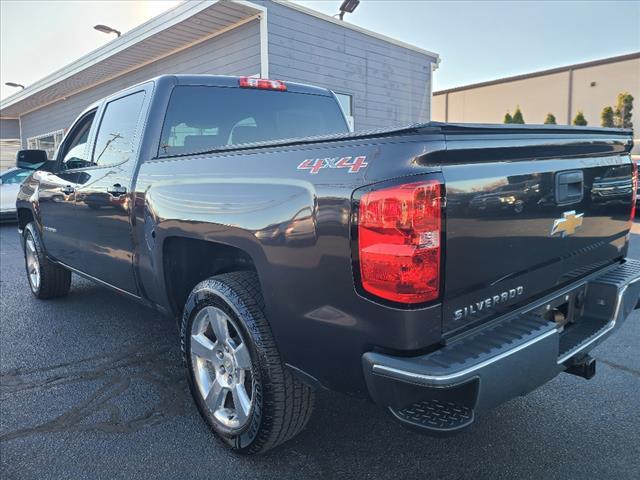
[17,208,34,231]
[163,237,257,316]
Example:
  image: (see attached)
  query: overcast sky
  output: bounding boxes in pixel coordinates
[1,0,638,101]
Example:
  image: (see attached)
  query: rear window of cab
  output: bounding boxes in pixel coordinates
[158,85,349,157]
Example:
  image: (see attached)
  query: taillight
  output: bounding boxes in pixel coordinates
[239,77,287,91]
[631,159,638,221]
[357,180,442,304]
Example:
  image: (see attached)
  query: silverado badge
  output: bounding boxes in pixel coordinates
[551,210,584,237]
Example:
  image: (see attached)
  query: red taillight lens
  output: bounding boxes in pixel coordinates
[239,77,287,91]
[631,159,638,221]
[358,180,442,304]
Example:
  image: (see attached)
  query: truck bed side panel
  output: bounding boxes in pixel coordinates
[132,136,445,394]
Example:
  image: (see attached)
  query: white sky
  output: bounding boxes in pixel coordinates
[1,1,639,101]
[0,0,181,100]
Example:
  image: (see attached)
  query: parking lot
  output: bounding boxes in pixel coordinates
[1,222,639,480]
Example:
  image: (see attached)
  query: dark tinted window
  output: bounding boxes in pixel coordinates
[60,111,96,170]
[159,86,348,157]
[93,91,145,167]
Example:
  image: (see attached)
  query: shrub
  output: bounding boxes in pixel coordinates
[600,106,614,128]
[573,111,588,126]
[614,92,634,129]
[512,106,525,124]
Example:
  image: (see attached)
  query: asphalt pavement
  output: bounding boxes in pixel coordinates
[1,222,639,480]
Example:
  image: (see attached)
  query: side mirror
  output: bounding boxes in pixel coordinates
[16,149,49,170]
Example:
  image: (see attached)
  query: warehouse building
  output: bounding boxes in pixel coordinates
[433,52,640,127]
[0,0,439,170]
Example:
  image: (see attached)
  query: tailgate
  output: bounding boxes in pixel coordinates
[440,126,634,334]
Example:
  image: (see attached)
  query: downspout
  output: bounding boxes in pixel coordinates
[566,68,574,125]
[259,11,269,78]
[445,92,449,123]
[19,116,23,148]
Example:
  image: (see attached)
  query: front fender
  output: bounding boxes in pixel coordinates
[15,173,42,234]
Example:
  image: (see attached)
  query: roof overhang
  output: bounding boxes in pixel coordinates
[0,0,265,118]
[1,0,440,119]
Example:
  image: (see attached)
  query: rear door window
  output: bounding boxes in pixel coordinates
[92,91,146,167]
[159,86,348,157]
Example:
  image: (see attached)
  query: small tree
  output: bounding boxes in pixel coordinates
[573,111,588,126]
[601,106,614,128]
[544,113,557,125]
[512,106,525,124]
[503,112,513,124]
[614,92,634,129]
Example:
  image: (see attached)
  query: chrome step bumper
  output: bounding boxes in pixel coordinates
[362,258,640,435]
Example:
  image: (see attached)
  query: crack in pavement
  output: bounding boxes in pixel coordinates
[0,345,190,442]
[598,358,640,379]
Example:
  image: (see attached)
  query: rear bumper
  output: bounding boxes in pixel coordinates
[362,258,640,435]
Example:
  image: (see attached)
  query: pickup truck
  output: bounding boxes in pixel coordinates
[16,75,639,454]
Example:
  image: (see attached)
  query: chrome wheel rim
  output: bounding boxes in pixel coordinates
[190,306,254,430]
[25,236,40,291]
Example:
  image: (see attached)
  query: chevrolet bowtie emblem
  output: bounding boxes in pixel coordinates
[551,210,584,237]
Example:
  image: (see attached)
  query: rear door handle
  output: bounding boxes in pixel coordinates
[107,184,127,197]
[61,185,75,195]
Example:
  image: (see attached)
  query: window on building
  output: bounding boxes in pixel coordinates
[92,91,146,167]
[333,92,354,130]
[27,130,65,159]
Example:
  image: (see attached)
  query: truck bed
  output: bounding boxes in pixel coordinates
[152,121,632,158]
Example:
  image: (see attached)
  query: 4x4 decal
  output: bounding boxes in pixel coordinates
[297,156,368,174]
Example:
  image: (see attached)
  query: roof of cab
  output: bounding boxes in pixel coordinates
[171,74,333,96]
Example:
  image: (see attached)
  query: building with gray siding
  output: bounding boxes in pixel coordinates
[0,0,438,169]
[0,119,21,170]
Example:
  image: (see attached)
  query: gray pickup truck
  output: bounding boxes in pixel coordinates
[16,75,639,454]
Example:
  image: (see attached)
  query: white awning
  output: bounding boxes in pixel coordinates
[0,0,265,117]
[1,0,440,119]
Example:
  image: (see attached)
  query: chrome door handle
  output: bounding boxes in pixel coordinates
[61,185,75,195]
[107,184,127,196]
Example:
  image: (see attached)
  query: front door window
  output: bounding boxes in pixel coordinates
[59,111,96,170]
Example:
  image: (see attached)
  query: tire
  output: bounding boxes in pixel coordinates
[22,222,71,299]
[180,271,315,455]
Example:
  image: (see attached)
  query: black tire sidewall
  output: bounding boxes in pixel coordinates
[181,279,265,451]
[22,222,71,299]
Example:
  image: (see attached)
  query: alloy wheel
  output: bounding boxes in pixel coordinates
[25,236,40,291]
[190,306,254,430]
